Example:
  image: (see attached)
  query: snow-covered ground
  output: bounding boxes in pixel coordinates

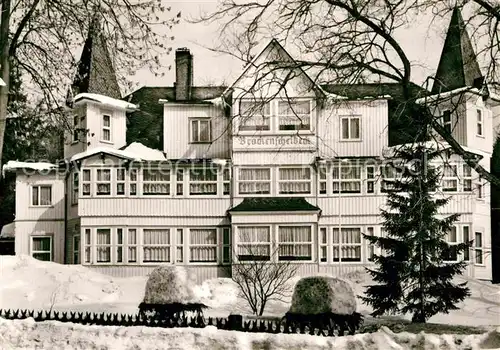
[0,255,499,328]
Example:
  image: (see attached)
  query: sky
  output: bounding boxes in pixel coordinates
[128,1,460,92]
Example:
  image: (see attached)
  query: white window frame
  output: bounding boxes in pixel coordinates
[333,163,362,194]
[189,228,218,263]
[116,168,126,196]
[116,228,124,263]
[441,164,458,192]
[366,227,375,262]
[318,166,328,195]
[463,225,470,262]
[319,227,328,263]
[30,236,52,261]
[190,118,211,143]
[72,115,79,143]
[222,227,231,264]
[31,185,52,207]
[82,169,91,196]
[381,163,402,193]
[129,169,138,196]
[189,168,218,196]
[340,116,361,141]
[96,169,112,196]
[237,167,272,195]
[236,225,272,262]
[462,164,472,192]
[176,228,184,263]
[278,167,312,195]
[222,168,231,196]
[95,228,112,263]
[442,110,452,133]
[366,166,376,194]
[277,99,312,132]
[474,231,484,265]
[238,99,271,132]
[277,225,313,262]
[332,227,362,262]
[142,169,171,196]
[175,169,184,196]
[101,114,112,142]
[442,226,459,263]
[142,228,171,263]
[84,228,91,263]
[127,228,138,263]
[72,172,79,205]
[476,177,484,200]
[73,234,80,264]
[476,109,483,136]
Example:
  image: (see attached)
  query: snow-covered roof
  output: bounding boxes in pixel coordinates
[2,161,57,176]
[74,93,137,111]
[0,222,14,238]
[70,143,166,162]
[383,141,484,159]
[415,87,482,104]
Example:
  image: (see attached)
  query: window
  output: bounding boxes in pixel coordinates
[319,167,327,195]
[332,227,362,262]
[96,169,111,195]
[367,227,375,261]
[476,109,483,136]
[442,226,458,262]
[239,100,271,131]
[31,185,52,206]
[340,116,361,140]
[72,173,79,204]
[442,164,458,192]
[84,228,91,263]
[143,169,170,195]
[238,168,271,194]
[96,229,111,263]
[176,229,184,263]
[127,229,137,263]
[476,178,483,199]
[366,166,375,194]
[102,114,111,142]
[278,100,311,131]
[129,169,138,196]
[222,228,231,263]
[190,119,211,143]
[223,169,231,195]
[72,115,79,143]
[189,228,217,262]
[443,110,452,133]
[277,226,312,261]
[82,169,91,196]
[189,169,217,195]
[381,164,401,192]
[143,229,170,262]
[116,229,124,263]
[463,226,470,262]
[463,165,472,192]
[73,235,80,264]
[237,226,271,261]
[333,164,361,193]
[116,169,125,195]
[176,169,184,195]
[278,167,311,194]
[475,232,483,264]
[319,227,327,262]
[31,236,52,261]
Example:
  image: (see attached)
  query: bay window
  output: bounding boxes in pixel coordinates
[31,236,52,261]
[189,169,217,195]
[237,226,271,261]
[143,229,170,263]
[239,100,271,131]
[278,100,311,131]
[143,169,170,195]
[278,167,311,194]
[189,228,217,262]
[333,164,361,193]
[278,226,312,261]
[96,169,111,195]
[96,229,111,263]
[238,168,271,194]
[332,227,361,262]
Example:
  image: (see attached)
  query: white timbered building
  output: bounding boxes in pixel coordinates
[5,7,497,281]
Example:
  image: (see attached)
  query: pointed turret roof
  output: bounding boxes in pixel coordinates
[71,16,121,100]
[432,7,484,94]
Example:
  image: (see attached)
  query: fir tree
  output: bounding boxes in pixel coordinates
[361,143,471,323]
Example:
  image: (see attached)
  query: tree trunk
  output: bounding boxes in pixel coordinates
[0,0,11,178]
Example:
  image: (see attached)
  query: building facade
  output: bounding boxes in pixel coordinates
[5,8,497,282]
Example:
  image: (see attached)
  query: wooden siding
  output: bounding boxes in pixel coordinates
[14,220,65,263]
[64,104,87,159]
[78,198,230,217]
[80,216,230,227]
[16,173,65,221]
[232,152,316,165]
[85,102,127,150]
[466,99,493,154]
[230,213,318,224]
[318,100,389,158]
[163,104,230,159]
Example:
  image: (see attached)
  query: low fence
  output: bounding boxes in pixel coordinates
[0,308,363,337]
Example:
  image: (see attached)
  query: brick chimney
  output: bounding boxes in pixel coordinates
[175,48,193,101]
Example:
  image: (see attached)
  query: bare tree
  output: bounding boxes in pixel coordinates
[0,0,180,174]
[195,0,500,187]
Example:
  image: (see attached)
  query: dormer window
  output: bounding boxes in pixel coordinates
[102,114,112,142]
[443,110,452,133]
[476,109,483,136]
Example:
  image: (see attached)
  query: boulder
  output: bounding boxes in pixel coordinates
[289,276,356,315]
[142,265,195,304]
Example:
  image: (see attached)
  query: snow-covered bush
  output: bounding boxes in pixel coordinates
[289,276,356,315]
[142,265,196,304]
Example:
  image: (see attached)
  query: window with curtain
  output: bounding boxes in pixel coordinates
[333,164,361,193]
[278,167,311,194]
[237,226,271,261]
[189,229,217,262]
[72,172,79,204]
[127,229,137,263]
[84,228,91,263]
[82,169,91,196]
[332,227,361,262]
[319,227,327,262]
[116,169,125,195]
[143,169,170,195]
[102,114,111,141]
[366,166,375,194]
[463,226,470,261]
[143,229,170,262]
[189,169,217,195]
[441,226,458,262]
[462,164,472,192]
[31,185,52,206]
[96,169,111,195]
[96,229,111,263]
[191,119,211,142]
[278,226,312,261]
[222,228,231,263]
[176,229,184,263]
[475,231,483,264]
[239,100,271,131]
[176,169,184,195]
[340,116,361,140]
[381,164,401,192]
[277,100,311,131]
[238,168,271,194]
[129,169,138,196]
[319,167,327,194]
[441,164,458,192]
[31,236,52,261]
[223,169,231,195]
